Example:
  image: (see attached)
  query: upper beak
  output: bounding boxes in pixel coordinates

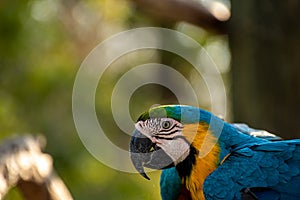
[129,129,174,180]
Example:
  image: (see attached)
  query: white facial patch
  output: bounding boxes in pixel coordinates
[135,121,157,143]
[155,137,190,165]
[135,118,190,165]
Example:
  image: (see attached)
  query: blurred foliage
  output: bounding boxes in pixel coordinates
[0,0,230,199]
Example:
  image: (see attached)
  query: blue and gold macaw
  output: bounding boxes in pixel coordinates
[130,105,300,200]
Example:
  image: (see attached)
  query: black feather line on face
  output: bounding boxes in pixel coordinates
[175,145,198,180]
[159,123,177,133]
[157,129,178,136]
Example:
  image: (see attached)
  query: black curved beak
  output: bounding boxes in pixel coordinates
[129,129,174,180]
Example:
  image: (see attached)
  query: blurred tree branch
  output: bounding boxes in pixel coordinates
[0,135,73,200]
[130,0,228,34]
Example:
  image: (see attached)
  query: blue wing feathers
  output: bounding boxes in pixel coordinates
[274,176,300,197]
[204,140,300,199]
[252,140,300,151]
[291,145,300,160]
[252,189,280,200]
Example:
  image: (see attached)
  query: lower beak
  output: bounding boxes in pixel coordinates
[129,129,174,180]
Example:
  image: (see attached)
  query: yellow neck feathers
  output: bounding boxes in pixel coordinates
[181,123,221,200]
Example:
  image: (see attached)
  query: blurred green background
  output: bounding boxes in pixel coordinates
[0,0,230,199]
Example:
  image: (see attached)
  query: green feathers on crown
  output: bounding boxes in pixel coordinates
[137,105,183,122]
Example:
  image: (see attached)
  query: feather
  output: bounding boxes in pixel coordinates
[203,140,300,199]
[160,167,182,200]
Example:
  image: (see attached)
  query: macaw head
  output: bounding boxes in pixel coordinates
[130,105,217,180]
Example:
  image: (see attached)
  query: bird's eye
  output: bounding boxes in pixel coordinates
[162,121,171,129]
